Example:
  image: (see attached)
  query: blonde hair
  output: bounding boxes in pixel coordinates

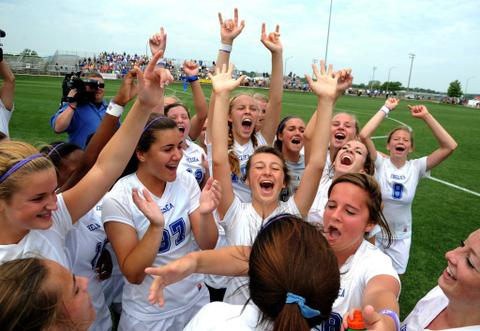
[0,141,54,200]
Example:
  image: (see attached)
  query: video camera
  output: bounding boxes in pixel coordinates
[61,72,104,105]
[0,29,6,62]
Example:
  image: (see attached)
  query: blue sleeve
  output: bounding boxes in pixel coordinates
[50,104,69,131]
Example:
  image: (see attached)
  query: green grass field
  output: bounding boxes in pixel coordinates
[8,74,480,319]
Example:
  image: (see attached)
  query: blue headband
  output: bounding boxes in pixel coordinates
[0,154,45,184]
[285,292,321,319]
[46,142,65,157]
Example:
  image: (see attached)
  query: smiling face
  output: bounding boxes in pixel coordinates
[246,152,286,205]
[323,182,374,260]
[254,99,268,131]
[330,113,358,151]
[278,117,305,154]
[334,140,368,176]
[0,168,58,231]
[137,129,183,183]
[387,128,413,159]
[439,229,480,304]
[166,105,191,140]
[229,94,259,144]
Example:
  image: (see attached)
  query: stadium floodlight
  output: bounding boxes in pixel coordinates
[407,53,415,91]
[465,76,475,96]
[386,66,396,94]
[324,0,334,65]
[369,66,377,91]
[284,56,293,77]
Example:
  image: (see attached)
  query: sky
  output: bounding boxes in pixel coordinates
[1,0,479,94]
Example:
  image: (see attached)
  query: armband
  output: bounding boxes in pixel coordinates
[379,309,400,331]
[380,105,391,116]
[220,43,232,53]
[106,101,125,117]
[186,75,199,83]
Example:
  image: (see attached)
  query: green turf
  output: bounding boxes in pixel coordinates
[5,74,480,319]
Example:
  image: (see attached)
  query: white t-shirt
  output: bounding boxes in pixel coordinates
[281,155,305,201]
[307,174,332,225]
[101,172,209,321]
[322,240,400,330]
[0,194,72,268]
[0,99,13,137]
[375,155,429,239]
[219,196,300,304]
[178,139,207,185]
[65,199,113,331]
[184,302,267,331]
[401,286,479,331]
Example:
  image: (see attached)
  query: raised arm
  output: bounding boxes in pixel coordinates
[210,64,245,219]
[183,61,208,140]
[148,27,168,114]
[0,60,15,111]
[359,98,400,161]
[60,71,138,191]
[259,23,283,145]
[294,61,337,217]
[409,105,457,170]
[145,246,250,307]
[63,50,173,222]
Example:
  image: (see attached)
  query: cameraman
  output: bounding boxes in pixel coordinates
[50,72,110,149]
[0,29,15,137]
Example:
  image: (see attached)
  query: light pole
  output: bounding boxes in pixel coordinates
[465,76,475,96]
[407,53,415,91]
[369,66,377,91]
[386,66,396,94]
[284,56,293,77]
[324,0,333,65]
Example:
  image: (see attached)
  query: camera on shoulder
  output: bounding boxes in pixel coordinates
[61,72,103,105]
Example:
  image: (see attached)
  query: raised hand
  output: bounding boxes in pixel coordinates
[133,50,174,109]
[305,60,339,101]
[218,8,245,44]
[149,27,167,56]
[260,23,282,54]
[132,188,165,228]
[183,60,199,77]
[208,64,245,95]
[408,104,429,119]
[145,255,198,307]
[198,178,222,215]
[113,70,138,106]
[385,97,400,111]
[335,68,353,99]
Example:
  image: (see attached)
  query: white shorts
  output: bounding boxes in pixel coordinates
[118,297,208,331]
[376,236,412,274]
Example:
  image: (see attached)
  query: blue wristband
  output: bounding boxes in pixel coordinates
[379,309,400,331]
[186,75,199,82]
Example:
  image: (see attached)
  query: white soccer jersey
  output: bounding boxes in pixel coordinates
[401,286,479,331]
[102,172,209,322]
[0,99,13,137]
[178,139,207,185]
[184,302,265,331]
[375,155,429,239]
[219,196,300,304]
[66,199,113,331]
[319,240,400,331]
[0,194,72,268]
[307,175,332,225]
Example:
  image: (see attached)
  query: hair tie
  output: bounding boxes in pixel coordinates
[46,142,65,157]
[0,154,45,184]
[285,292,321,319]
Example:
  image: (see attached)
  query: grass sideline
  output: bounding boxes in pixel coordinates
[7,74,480,319]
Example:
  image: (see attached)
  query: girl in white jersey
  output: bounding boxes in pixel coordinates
[206,12,283,202]
[102,115,220,331]
[402,228,480,330]
[165,102,208,187]
[209,60,339,304]
[360,99,457,274]
[146,173,400,331]
[0,257,95,331]
[0,49,170,268]
[273,116,306,201]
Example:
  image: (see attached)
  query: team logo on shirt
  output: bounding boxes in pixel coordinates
[161,202,174,214]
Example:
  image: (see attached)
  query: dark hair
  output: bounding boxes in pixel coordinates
[40,141,82,169]
[249,214,340,331]
[0,258,58,331]
[328,173,392,246]
[244,146,291,190]
[121,114,178,177]
[164,102,191,119]
[0,131,7,142]
[273,116,304,153]
[387,126,414,150]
